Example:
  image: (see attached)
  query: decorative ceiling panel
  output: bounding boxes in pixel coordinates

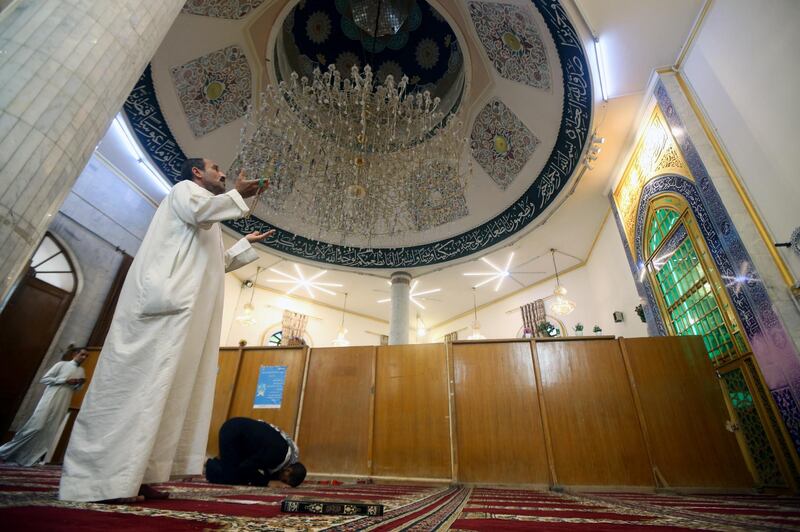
[468,1,551,89]
[279,0,461,94]
[182,0,266,20]
[170,45,251,137]
[471,98,540,190]
[127,0,592,269]
[404,163,469,231]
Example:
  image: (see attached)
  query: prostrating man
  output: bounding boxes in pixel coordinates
[0,348,88,466]
[205,417,306,487]
[60,158,273,503]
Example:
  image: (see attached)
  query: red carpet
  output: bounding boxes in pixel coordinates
[1,465,798,530]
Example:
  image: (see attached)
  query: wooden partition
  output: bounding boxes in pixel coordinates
[69,347,102,409]
[297,346,376,476]
[206,348,242,457]
[620,336,752,488]
[372,343,451,480]
[224,346,307,437]
[199,337,754,491]
[450,340,550,484]
[534,338,654,487]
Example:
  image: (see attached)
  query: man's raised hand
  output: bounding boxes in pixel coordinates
[235,170,269,198]
[246,229,276,243]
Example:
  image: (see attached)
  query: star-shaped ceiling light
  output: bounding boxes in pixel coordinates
[266,264,342,299]
[463,252,543,291]
[377,280,441,309]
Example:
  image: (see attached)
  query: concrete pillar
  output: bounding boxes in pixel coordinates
[389,271,411,345]
[0,0,184,304]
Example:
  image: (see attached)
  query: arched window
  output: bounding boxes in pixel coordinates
[29,234,76,293]
[260,325,313,347]
[643,195,747,366]
[267,331,282,346]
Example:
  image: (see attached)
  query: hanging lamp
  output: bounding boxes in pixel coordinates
[331,292,351,346]
[467,287,485,340]
[235,266,262,326]
[549,249,576,316]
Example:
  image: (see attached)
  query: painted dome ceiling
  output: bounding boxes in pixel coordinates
[125,0,592,269]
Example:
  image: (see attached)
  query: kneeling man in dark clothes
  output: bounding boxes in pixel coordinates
[205,417,306,487]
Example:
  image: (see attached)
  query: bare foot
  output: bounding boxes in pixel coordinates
[97,495,145,504]
[139,484,170,500]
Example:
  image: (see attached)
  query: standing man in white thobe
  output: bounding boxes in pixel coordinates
[60,158,272,503]
[0,348,88,466]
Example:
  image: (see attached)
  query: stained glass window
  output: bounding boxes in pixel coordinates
[645,201,739,364]
[648,208,679,254]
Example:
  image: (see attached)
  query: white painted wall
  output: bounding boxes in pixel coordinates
[583,213,650,338]
[683,0,800,278]
[429,214,649,341]
[222,282,389,348]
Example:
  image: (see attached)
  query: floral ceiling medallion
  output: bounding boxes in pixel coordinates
[170,45,251,137]
[471,98,540,189]
[468,1,551,89]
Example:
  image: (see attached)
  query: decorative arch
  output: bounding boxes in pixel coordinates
[639,191,747,366]
[28,233,78,294]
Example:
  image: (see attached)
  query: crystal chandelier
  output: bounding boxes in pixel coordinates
[549,249,576,316]
[237,62,467,242]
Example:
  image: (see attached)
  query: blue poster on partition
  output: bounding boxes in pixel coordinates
[253,365,287,409]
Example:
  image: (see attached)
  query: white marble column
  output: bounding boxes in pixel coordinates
[389,271,411,345]
[0,0,184,304]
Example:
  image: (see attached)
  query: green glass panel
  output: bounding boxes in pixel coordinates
[652,233,736,362]
[648,208,680,254]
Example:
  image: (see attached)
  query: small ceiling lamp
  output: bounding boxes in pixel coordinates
[236,267,262,326]
[331,292,351,347]
[549,249,576,316]
[467,287,485,340]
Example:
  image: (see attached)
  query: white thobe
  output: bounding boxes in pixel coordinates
[0,361,84,466]
[59,181,258,501]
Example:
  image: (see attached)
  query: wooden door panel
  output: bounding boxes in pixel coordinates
[372,344,451,479]
[0,276,72,433]
[620,336,753,488]
[227,347,307,436]
[297,347,375,475]
[452,341,550,484]
[535,339,653,487]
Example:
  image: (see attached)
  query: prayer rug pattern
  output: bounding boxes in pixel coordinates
[2,465,800,530]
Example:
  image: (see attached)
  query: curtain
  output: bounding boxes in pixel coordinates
[520,300,547,337]
[443,330,459,343]
[281,310,308,346]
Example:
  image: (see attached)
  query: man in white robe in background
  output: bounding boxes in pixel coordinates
[0,348,88,466]
[60,158,272,503]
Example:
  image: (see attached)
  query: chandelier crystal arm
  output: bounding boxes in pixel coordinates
[237,55,467,241]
